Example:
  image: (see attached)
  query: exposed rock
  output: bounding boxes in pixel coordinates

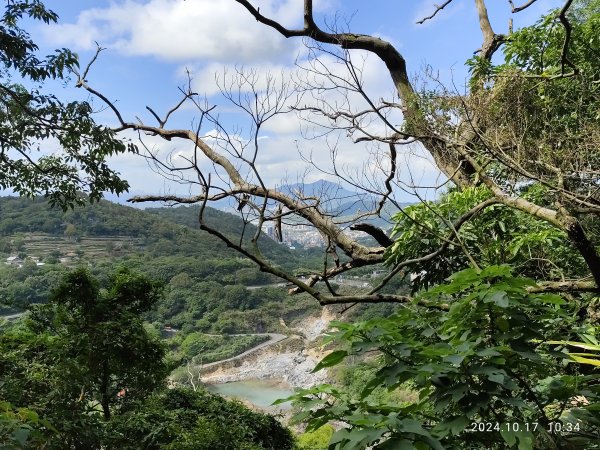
[201,338,328,387]
[200,308,338,388]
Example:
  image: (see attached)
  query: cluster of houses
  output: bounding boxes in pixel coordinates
[5,252,79,268]
[5,255,45,268]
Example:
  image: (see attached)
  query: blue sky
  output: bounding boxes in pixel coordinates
[29,0,563,203]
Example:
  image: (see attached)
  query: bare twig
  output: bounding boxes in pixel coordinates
[416,1,456,25]
[508,0,539,13]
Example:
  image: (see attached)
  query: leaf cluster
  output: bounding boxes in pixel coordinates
[107,388,295,450]
[286,266,600,449]
[0,0,132,209]
[386,186,586,292]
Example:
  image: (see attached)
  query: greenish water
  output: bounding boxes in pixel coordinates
[206,380,294,410]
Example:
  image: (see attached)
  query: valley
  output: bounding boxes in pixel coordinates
[0,195,342,412]
[0,194,406,450]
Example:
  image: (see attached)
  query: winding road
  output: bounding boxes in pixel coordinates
[0,312,25,321]
[199,333,287,370]
[1,313,288,374]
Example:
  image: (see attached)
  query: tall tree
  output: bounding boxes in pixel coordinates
[0,268,168,448]
[31,268,169,419]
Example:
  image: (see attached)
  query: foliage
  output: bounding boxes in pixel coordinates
[171,332,269,364]
[386,186,587,292]
[0,268,170,448]
[107,387,295,450]
[0,401,55,449]
[286,266,600,449]
[0,263,65,310]
[330,362,418,408]
[29,268,170,417]
[542,339,600,367]
[464,1,600,205]
[0,323,107,448]
[0,0,132,209]
[296,424,335,450]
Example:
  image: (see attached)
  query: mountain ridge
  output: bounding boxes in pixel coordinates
[0,195,293,263]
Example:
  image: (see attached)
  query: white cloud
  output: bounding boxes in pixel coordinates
[45,0,332,64]
[50,0,442,202]
[262,112,302,135]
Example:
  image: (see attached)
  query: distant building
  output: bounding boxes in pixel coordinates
[5,256,23,266]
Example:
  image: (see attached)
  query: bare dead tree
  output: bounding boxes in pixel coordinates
[75,0,600,307]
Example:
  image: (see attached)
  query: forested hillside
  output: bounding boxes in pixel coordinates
[0,196,293,263]
[0,195,321,333]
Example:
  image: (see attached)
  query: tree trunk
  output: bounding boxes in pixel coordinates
[100,360,111,420]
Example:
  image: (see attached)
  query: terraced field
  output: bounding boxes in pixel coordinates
[15,233,145,261]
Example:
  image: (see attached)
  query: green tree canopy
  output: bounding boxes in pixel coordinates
[1,268,169,448]
[0,0,132,209]
[107,388,296,450]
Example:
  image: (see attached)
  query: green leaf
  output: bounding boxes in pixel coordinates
[483,290,509,308]
[517,431,534,450]
[401,419,430,435]
[480,265,513,278]
[546,341,600,351]
[488,372,505,384]
[538,294,565,305]
[569,354,600,366]
[495,317,509,332]
[443,354,465,366]
[312,350,348,372]
[500,428,517,446]
[378,438,415,449]
[433,416,469,436]
[476,348,502,357]
[13,427,31,446]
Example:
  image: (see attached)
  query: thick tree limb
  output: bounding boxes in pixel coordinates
[350,223,393,247]
[475,0,505,60]
[529,280,598,294]
[234,0,413,114]
[557,0,577,73]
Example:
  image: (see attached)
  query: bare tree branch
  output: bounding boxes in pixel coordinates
[416,1,456,25]
[508,0,539,13]
[75,2,600,305]
[557,0,577,74]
